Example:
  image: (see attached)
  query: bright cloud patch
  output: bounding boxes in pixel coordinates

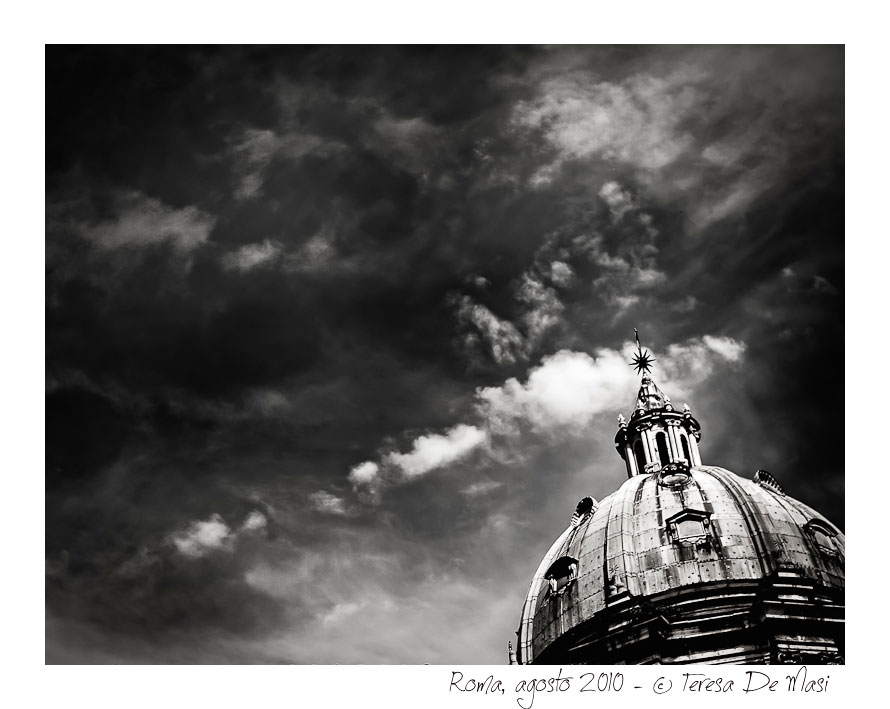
[476,349,634,437]
[309,491,348,515]
[516,274,565,344]
[460,480,504,496]
[657,336,748,397]
[348,461,380,488]
[351,335,748,494]
[168,514,233,557]
[599,181,636,221]
[476,336,748,439]
[241,510,268,532]
[386,424,488,478]
[513,71,700,176]
[452,295,528,365]
[548,261,575,288]
[168,511,266,558]
[82,191,216,253]
[702,335,746,362]
[222,239,283,271]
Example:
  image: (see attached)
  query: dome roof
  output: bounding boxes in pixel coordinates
[517,465,845,664]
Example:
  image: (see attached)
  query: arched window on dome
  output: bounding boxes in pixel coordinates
[680,434,691,464]
[804,519,841,559]
[656,432,670,466]
[633,440,646,473]
[542,556,579,601]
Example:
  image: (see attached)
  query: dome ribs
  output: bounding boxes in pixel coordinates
[518,467,844,664]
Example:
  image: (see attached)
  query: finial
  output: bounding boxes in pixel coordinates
[629,328,655,375]
[617,413,627,427]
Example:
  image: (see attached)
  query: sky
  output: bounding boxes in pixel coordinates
[45,45,844,664]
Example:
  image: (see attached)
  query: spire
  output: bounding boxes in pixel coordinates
[629,330,666,413]
[635,372,668,414]
[614,329,703,477]
[629,328,655,375]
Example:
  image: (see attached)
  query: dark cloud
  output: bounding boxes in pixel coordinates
[46,46,843,663]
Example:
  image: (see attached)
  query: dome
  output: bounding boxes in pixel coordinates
[514,334,844,665]
[517,466,845,664]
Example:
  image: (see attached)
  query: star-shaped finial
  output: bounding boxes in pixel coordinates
[629,328,655,375]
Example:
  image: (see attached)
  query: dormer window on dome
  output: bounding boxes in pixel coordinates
[544,556,579,599]
[666,509,711,546]
[614,332,702,478]
[804,519,841,559]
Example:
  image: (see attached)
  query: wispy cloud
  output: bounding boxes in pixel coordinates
[222,239,284,271]
[513,68,702,180]
[476,349,632,438]
[515,272,565,344]
[308,491,348,516]
[599,181,636,222]
[348,334,747,500]
[231,127,333,200]
[80,191,216,254]
[451,295,528,366]
[385,424,488,478]
[167,511,267,558]
[460,480,505,497]
[168,514,233,558]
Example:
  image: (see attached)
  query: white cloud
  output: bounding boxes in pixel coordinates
[599,181,635,221]
[607,294,641,312]
[82,192,215,253]
[283,229,339,273]
[241,510,268,532]
[168,514,233,558]
[512,69,702,179]
[476,336,748,439]
[222,239,283,271]
[309,491,348,515]
[548,261,575,288]
[348,461,380,488]
[702,335,746,362]
[168,510,267,558]
[452,295,528,365]
[631,266,666,288]
[460,480,504,497]
[385,424,488,478]
[516,274,565,344]
[346,335,747,499]
[476,349,634,437]
[451,268,568,368]
[657,336,748,399]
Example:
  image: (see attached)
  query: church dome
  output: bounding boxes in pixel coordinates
[513,335,845,665]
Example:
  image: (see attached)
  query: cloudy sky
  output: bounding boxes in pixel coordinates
[45,45,843,664]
